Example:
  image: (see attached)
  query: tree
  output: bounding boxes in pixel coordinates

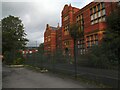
[2,15,28,54]
[38,43,44,54]
[69,23,84,78]
[69,23,83,40]
[103,6,120,65]
[88,6,120,69]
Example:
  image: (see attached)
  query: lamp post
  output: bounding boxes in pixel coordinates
[36,41,37,48]
[74,39,77,79]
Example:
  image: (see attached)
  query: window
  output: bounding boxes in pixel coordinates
[94,6,96,13]
[64,16,68,21]
[94,19,98,24]
[77,16,78,19]
[90,3,106,25]
[98,18,102,22]
[77,14,83,23]
[80,45,82,48]
[102,9,106,16]
[64,42,66,45]
[98,11,101,17]
[101,2,105,9]
[91,21,94,25]
[66,41,70,45]
[95,40,98,45]
[91,41,94,46]
[87,42,90,47]
[91,35,93,40]
[94,13,97,19]
[81,20,83,24]
[95,34,98,40]
[83,49,85,54]
[80,14,83,19]
[64,41,70,46]
[88,36,91,41]
[97,4,100,11]
[76,16,79,21]
[78,15,80,19]
[91,15,94,20]
[64,26,69,35]
[90,8,93,15]
[81,49,83,55]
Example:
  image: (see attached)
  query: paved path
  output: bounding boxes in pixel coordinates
[2,66,96,88]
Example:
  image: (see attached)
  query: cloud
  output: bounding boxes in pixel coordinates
[2,0,92,47]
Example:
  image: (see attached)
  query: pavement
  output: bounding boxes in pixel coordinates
[2,65,97,88]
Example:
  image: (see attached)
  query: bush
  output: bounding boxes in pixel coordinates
[4,51,25,65]
[76,43,119,70]
[13,58,24,65]
[77,54,89,67]
[87,45,119,70]
[4,51,14,65]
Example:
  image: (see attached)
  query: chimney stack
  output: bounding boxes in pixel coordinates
[47,24,49,28]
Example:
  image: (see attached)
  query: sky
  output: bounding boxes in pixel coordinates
[1,0,93,47]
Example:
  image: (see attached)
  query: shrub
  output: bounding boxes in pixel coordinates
[4,51,25,65]
[13,58,24,65]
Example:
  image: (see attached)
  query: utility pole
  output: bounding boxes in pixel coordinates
[36,41,37,48]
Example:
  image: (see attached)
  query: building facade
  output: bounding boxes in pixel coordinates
[56,25,62,50]
[61,4,80,56]
[44,24,58,55]
[44,2,118,56]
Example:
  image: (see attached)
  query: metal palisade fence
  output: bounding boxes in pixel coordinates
[25,51,76,76]
[24,50,119,88]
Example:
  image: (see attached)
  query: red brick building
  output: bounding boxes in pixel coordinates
[61,4,80,56]
[56,24,62,50]
[74,2,118,55]
[44,24,58,55]
[44,2,118,56]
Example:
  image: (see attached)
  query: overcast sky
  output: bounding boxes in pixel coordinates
[1,0,93,47]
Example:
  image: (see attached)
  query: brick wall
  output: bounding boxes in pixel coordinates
[44,2,118,56]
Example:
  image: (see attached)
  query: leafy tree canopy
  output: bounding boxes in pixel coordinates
[2,15,29,53]
[38,43,44,54]
[103,6,120,63]
[69,23,84,40]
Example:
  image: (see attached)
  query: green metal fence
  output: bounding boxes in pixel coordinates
[24,51,119,87]
[24,52,76,76]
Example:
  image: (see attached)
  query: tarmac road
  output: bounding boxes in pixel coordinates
[2,66,96,88]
